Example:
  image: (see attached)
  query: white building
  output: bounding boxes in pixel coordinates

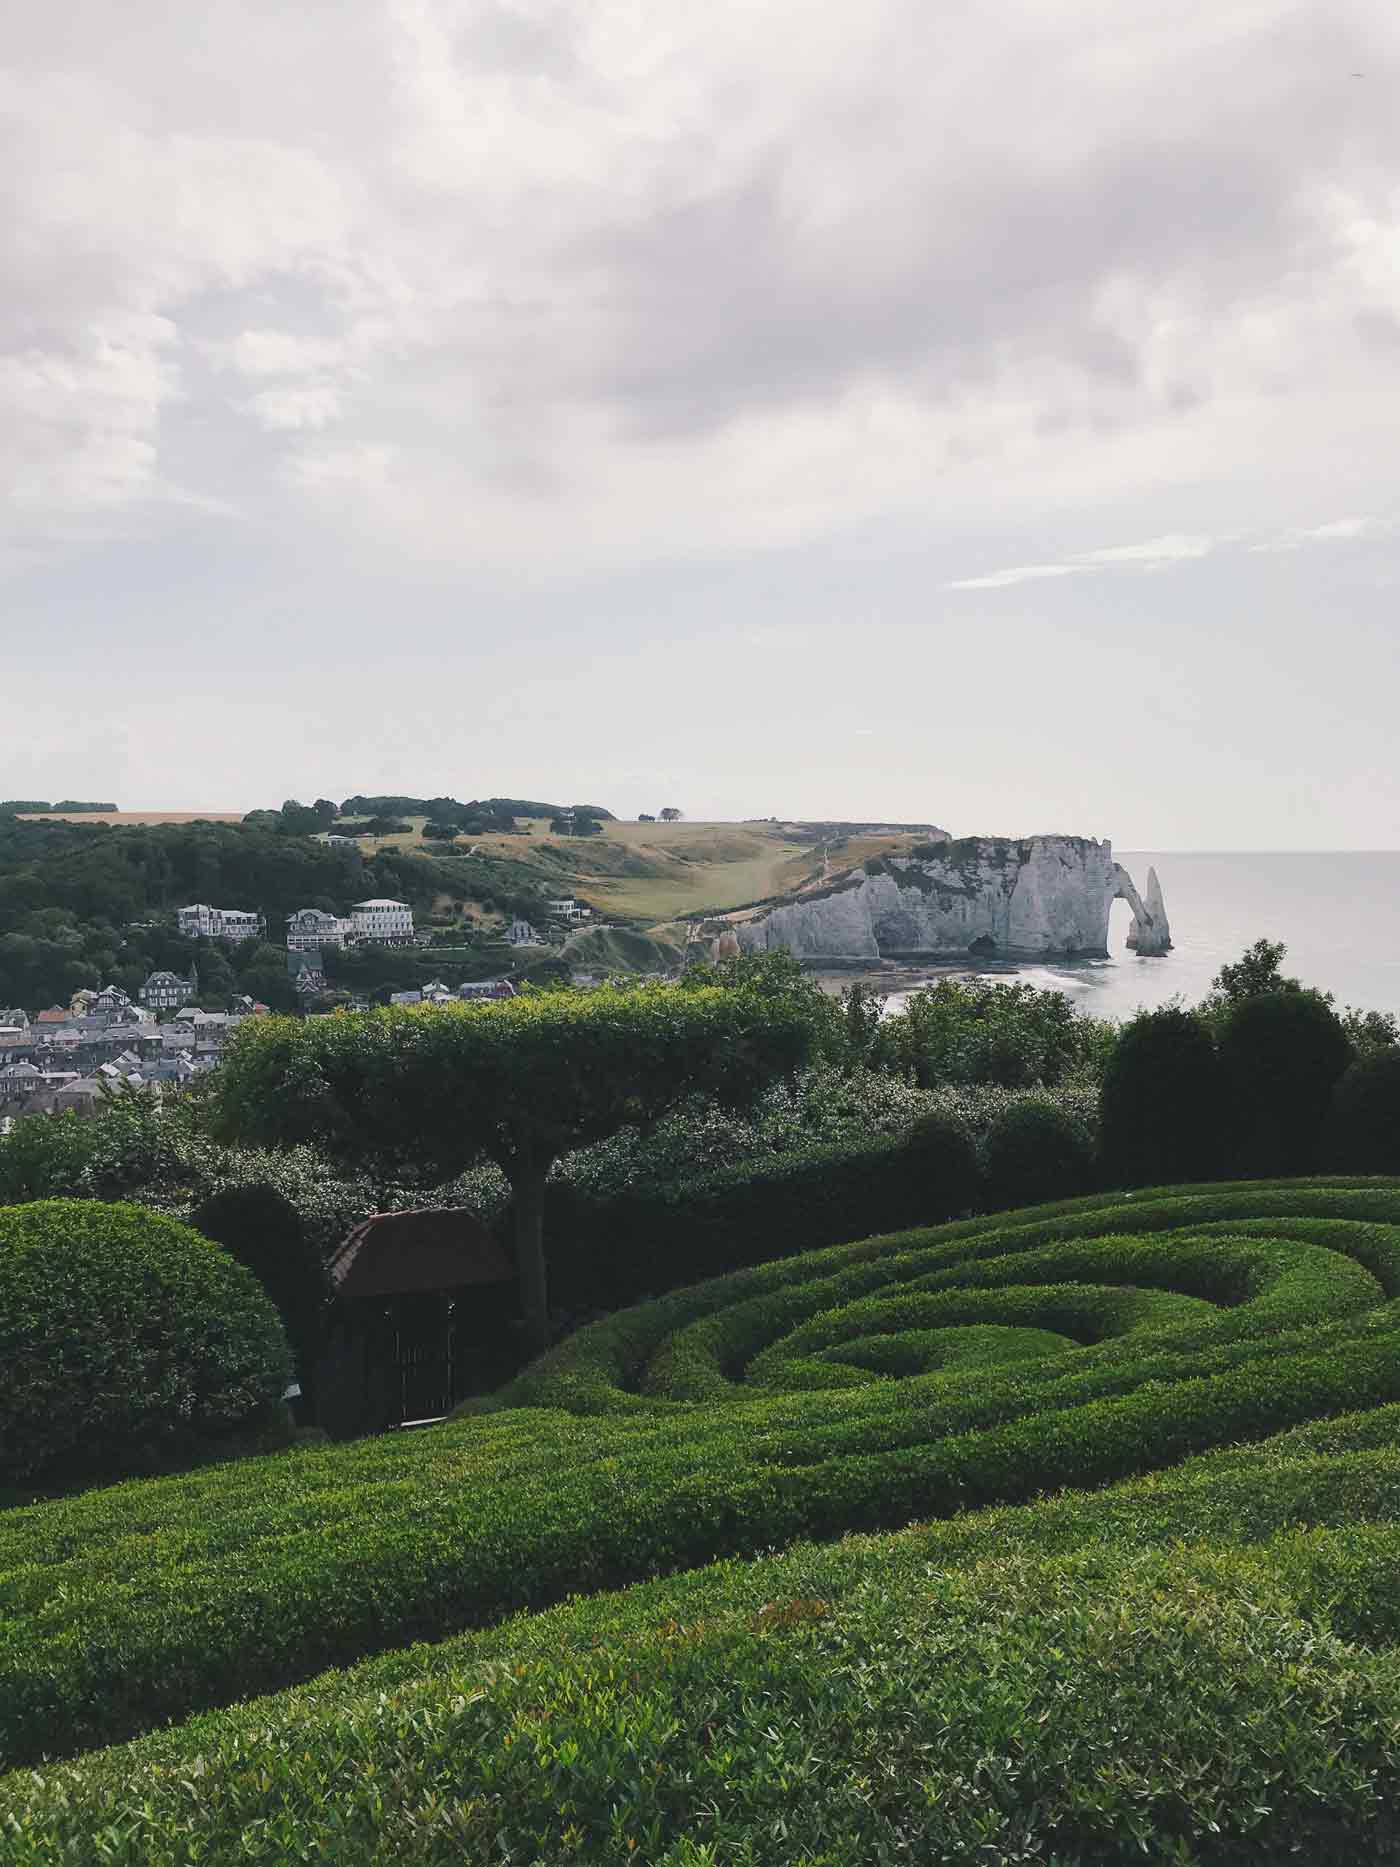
[547,898,592,923]
[350,898,414,943]
[286,908,352,952]
[177,904,264,941]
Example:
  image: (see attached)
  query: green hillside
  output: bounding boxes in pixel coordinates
[6,1178,1400,1857]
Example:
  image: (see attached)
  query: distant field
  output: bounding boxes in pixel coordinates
[16,811,245,825]
[366,817,856,921]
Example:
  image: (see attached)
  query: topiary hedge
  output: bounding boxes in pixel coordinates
[1098,1005,1226,1187]
[1220,990,1355,1174]
[981,1095,1095,1210]
[6,1179,1400,1771]
[0,1200,291,1487]
[540,1111,981,1311]
[1324,1049,1400,1174]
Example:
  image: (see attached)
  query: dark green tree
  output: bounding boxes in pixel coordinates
[1219,992,1354,1175]
[1201,938,1301,1014]
[1098,1006,1227,1188]
[1322,1050,1400,1174]
[213,987,813,1351]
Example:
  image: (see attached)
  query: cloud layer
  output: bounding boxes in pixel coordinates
[5,0,1400,576]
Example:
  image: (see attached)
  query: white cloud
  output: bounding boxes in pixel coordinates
[4,0,1400,578]
[244,384,344,431]
[946,563,1089,591]
[948,531,1215,589]
[1250,516,1395,549]
[1075,533,1214,565]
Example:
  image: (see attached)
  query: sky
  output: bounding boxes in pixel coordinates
[4,0,1399,847]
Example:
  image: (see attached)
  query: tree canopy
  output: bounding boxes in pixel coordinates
[214,985,814,1347]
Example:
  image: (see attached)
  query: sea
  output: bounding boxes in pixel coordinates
[882,852,1400,1024]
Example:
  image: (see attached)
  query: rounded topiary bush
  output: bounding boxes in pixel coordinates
[983,1097,1095,1210]
[1322,1049,1400,1173]
[0,1199,291,1485]
[1098,1006,1226,1188]
[1219,992,1354,1175]
[904,1108,982,1219]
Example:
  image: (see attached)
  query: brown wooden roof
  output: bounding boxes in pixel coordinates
[330,1207,514,1298]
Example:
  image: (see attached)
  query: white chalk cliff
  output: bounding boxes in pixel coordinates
[736,836,1171,962]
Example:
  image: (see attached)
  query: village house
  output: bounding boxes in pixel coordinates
[506,918,544,947]
[286,908,352,952]
[177,904,264,941]
[547,898,593,923]
[139,970,198,1012]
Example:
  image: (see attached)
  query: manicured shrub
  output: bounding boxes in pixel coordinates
[982,1095,1095,1209]
[1220,990,1354,1174]
[1097,1005,1226,1187]
[541,1114,981,1310]
[1323,1049,1400,1174]
[5,1180,1400,1771]
[191,1183,329,1383]
[7,1527,1400,1864]
[0,1199,290,1487]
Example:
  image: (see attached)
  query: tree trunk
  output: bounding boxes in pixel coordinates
[511,1165,551,1356]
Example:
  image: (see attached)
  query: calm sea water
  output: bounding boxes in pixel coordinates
[884,852,1400,1023]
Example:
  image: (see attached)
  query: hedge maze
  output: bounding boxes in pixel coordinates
[7,1178,1400,1860]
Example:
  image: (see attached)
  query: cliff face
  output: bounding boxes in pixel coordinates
[735,836,1171,962]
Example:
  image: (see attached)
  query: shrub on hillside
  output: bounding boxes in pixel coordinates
[0,1199,290,1485]
[1322,1050,1400,1174]
[190,1184,330,1385]
[983,1096,1096,1210]
[1220,991,1354,1175]
[1098,1005,1227,1187]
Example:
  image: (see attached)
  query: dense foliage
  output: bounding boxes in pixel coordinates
[0,816,552,1008]
[1324,1049,1400,1174]
[981,1094,1096,1209]
[870,977,1113,1089]
[4,1178,1400,1786]
[540,1111,981,1312]
[0,1200,289,1485]
[190,1184,329,1386]
[1219,989,1354,1174]
[1098,1004,1227,1186]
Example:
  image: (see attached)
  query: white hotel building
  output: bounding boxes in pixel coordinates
[285,900,415,953]
[350,899,415,944]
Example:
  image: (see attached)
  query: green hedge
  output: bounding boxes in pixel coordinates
[0,1200,290,1487]
[7,1437,1400,1860]
[541,1110,981,1310]
[4,1181,1400,1770]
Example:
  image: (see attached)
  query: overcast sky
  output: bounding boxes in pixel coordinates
[4,0,1399,846]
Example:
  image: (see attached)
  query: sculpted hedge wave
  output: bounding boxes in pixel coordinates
[6,1177,1400,1785]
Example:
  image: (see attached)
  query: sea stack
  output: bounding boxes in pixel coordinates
[1126,865,1172,955]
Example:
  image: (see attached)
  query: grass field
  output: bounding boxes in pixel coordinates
[15,811,245,825]
[6,1178,1400,1859]
[452,819,826,919]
